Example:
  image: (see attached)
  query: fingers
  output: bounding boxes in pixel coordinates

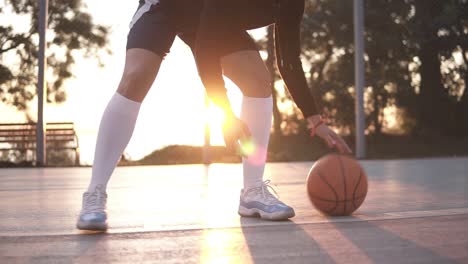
[222,130,238,154]
[329,133,352,154]
[223,134,237,154]
[226,138,246,157]
[239,122,252,143]
[318,126,352,154]
[336,135,352,153]
[325,134,335,149]
[223,119,252,157]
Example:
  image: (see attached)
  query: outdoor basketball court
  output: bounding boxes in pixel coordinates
[1,157,467,263]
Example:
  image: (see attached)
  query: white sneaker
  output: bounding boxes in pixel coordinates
[238,180,295,220]
[76,185,108,231]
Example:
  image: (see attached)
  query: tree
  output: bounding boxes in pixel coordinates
[300,0,415,136]
[297,0,467,138]
[405,0,468,137]
[0,0,109,114]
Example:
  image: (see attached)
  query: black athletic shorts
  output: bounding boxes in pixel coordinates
[126,0,258,58]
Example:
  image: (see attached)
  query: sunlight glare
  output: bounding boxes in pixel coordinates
[244,144,267,166]
[206,102,227,128]
[239,139,256,156]
[200,166,252,264]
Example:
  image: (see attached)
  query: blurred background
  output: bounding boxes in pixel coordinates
[0,0,467,167]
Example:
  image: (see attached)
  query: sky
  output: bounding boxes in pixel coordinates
[1,0,266,165]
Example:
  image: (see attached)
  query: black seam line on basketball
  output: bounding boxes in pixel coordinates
[352,168,363,210]
[317,169,339,214]
[337,154,347,214]
[317,169,338,214]
[308,194,367,203]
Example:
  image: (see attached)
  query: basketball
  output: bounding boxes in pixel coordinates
[306,154,368,216]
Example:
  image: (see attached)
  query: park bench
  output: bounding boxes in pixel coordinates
[0,122,80,166]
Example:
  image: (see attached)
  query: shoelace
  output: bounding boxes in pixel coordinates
[246,180,281,204]
[83,186,106,213]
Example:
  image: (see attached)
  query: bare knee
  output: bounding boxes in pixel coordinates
[117,49,162,102]
[117,69,151,101]
[221,51,272,98]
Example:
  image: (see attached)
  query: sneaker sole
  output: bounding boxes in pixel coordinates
[238,206,295,221]
[76,221,108,231]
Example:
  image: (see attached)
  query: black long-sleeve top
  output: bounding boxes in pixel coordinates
[194,0,319,118]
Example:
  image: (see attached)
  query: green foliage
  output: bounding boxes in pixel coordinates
[0,0,109,111]
[297,0,468,137]
[301,0,412,135]
[404,0,468,137]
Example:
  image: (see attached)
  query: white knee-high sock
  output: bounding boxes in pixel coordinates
[240,96,273,190]
[88,92,141,192]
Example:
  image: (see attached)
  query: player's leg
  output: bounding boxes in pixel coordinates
[77,1,176,231]
[180,29,294,220]
[87,49,161,193]
[221,47,295,220]
[179,32,269,189]
[221,48,272,189]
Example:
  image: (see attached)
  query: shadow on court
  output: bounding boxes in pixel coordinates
[328,217,462,264]
[240,217,336,264]
[240,215,467,264]
[0,158,467,263]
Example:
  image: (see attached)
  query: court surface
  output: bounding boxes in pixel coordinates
[1,157,467,263]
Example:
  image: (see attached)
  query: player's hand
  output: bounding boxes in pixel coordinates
[222,114,252,156]
[307,115,352,154]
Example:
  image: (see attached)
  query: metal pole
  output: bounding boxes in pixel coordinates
[354,0,366,159]
[37,0,48,166]
[202,95,211,164]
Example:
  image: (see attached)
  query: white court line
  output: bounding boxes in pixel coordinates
[158,207,468,231]
[2,208,467,237]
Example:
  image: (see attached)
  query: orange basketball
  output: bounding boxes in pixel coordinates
[306,154,368,216]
